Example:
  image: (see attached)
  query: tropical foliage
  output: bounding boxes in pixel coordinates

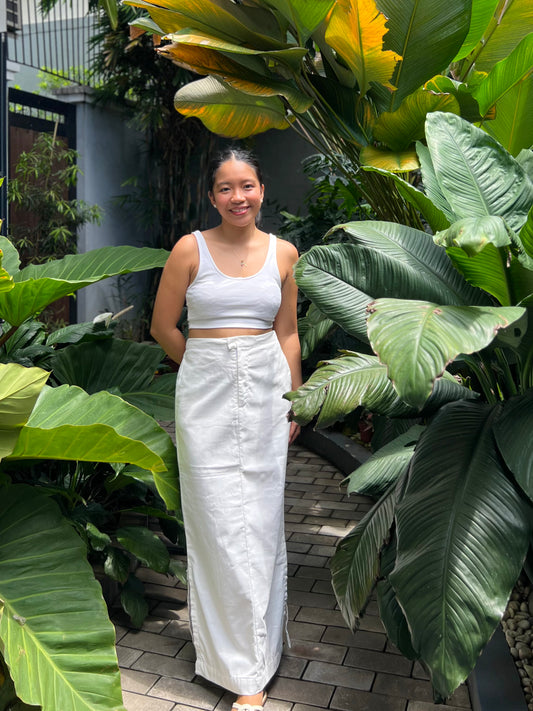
[0,229,178,711]
[287,112,533,700]
[122,0,532,223]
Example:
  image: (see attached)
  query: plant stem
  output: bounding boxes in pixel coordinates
[0,324,18,349]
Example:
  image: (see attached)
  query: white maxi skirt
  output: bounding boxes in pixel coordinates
[175,331,292,695]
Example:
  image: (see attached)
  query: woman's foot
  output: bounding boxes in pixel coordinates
[231,691,266,710]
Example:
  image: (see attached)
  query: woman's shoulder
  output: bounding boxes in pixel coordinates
[275,236,299,262]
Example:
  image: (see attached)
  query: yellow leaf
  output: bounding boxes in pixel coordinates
[360,146,419,172]
[325,0,401,96]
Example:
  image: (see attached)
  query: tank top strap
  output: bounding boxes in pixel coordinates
[192,230,215,274]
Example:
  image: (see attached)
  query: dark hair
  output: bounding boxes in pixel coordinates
[207,147,263,193]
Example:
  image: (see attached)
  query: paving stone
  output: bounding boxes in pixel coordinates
[287,604,299,620]
[149,677,223,709]
[321,627,387,651]
[303,660,374,691]
[122,690,175,711]
[132,651,195,681]
[447,685,471,708]
[277,654,308,678]
[120,630,184,657]
[407,703,469,711]
[143,584,188,605]
[161,619,193,640]
[115,623,129,643]
[287,621,325,642]
[120,668,159,694]
[309,544,336,557]
[412,661,430,680]
[294,566,331,581]
[287,541,312,553]
[117,646,143,668]
[287,482,327,493]
[285,640,346,664]
[358,615,385,634]
[285,513,305,523]
[136,568,178,587]
[344,647,412,676]
[149,601,190,621]
[289,532,333,546]
[288,576,314,592]
[319,524,354,538]
[288,552,329,568]
[140,616,172,634]
[373,673,434,702]
[269,676,334,707]
[285,522,322,534]
[330,686,406,711]
[303,492,344,502]
[177,640,196,661]
[288,590,337,610]
[311,579,334,595]
[296,607,346,627]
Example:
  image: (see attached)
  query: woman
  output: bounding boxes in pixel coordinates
[151,148,302,711]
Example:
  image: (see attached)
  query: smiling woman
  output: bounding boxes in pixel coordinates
[150,147,302,711]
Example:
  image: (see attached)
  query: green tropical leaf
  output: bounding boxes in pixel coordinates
[98,0,118,29]
[453,0,500,61]
[367,299,525,408]
[8,385,179,511]
[464,0,533,73]
[377,536,418,660]
[46,320,114,347]
[285,352,477,428]
[390,400,532,698]
[121,574,149,627]
[361,166,450,232]
[345,425,425,498]
[298,303,337,361]
[493,389,533,502]
[474,33,533,156]
[425,112,533,231]
[1,246,169,326]
[124,372,177,421]
[0,484,125,711]
[435,215,513,256]
[116,526,170,574]
[104,547,131,584]
[174,75,292,138]
[517,149,533,182]
[373,88,460,151]
[124,0,285,47]
[416,141,456,223]
[0,236,21,274]
[375,0,472,110]
[331,484,397,630]
[0,247,14,293]
[520,206,533,260]
[51,339,164,394]
[0,363,49,460]
[262,0,335,43]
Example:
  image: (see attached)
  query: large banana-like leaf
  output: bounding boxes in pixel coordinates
[520,206,533,260]
[0,484,125,711]
[123,373,177,421]
[0,363,49,459]
[373,88,460,151]
[367,298,525,408]
[416,141,456,223]
[51,339,164,394]
[464,0,533,72]
[390,400,532,698]
[359,147,419,172]
[374,0,471,110]
[377,536,418,660]
[345,424,425,498]
[298,303,337,361]
[162,29,309,73]
[174,75,292,138]
[124,0,285,47]
[361,166,450,232]
[7,385,179,511]
[294,222,490,340]
[0,246,169,326]
[0,250,14,293]
[325,0,401,97]
[0,236,21,274]
[262,0,335,43]
[493,389,533,503]
[425,112,533,232]
[331,484,397,629]
[474,33,533,156]
[285,352,477,428]
[453,0,499,61]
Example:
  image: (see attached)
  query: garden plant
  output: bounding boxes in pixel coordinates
[0,222,178,711]
[118,0,533,701]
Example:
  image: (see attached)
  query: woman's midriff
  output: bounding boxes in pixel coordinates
[188,328,272,339]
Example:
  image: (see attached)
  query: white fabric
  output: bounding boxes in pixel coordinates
[186,231,281,330]
[175,331,292,694]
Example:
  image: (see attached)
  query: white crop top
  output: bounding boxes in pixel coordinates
[186,230,282,329]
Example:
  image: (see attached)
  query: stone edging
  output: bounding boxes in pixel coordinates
[297,425,527,711]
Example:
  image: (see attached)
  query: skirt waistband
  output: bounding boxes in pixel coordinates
[184,330,277,353]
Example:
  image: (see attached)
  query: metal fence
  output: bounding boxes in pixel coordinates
[7,0,103,87]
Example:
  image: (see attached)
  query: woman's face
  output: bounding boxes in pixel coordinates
[209,158,264,227]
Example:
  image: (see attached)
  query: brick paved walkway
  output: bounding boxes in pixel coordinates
[113,443,472,711]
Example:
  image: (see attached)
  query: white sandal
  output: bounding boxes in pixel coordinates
[231,692,267,711]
